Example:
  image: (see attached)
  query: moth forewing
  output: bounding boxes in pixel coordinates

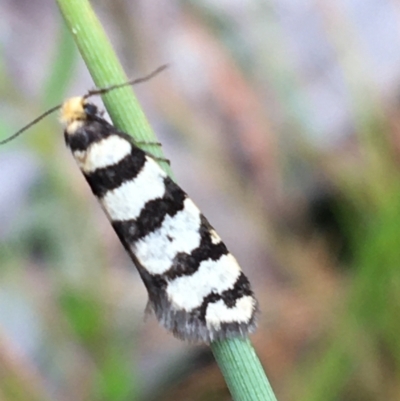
[61,96,258,342]
[1,68,258,342]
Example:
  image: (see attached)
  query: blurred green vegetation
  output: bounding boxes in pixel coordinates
[0,15,140,401]
[1,1,400,401]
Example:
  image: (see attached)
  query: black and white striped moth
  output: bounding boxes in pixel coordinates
[1,69,258,342]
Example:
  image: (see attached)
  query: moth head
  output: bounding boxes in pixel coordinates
[60,97,89,125]
[60,97,100,134]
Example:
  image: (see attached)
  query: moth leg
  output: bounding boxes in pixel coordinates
[134,140,170,165]
[135,140,162,147]
[149,154,171,165]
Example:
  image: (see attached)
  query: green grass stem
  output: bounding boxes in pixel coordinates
[55,1,275,399]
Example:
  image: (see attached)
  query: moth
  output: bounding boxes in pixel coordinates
[1,67,258,342]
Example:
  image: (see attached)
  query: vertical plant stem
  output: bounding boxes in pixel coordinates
[56,0,171,174]
[56,0,276,400]
[212,338,278,401]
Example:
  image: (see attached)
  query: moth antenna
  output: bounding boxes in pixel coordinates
[0,104,62,145]
[0,65,167,146]
[83,64,168,99]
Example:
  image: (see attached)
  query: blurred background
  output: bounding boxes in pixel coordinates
[1,0,400,400]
